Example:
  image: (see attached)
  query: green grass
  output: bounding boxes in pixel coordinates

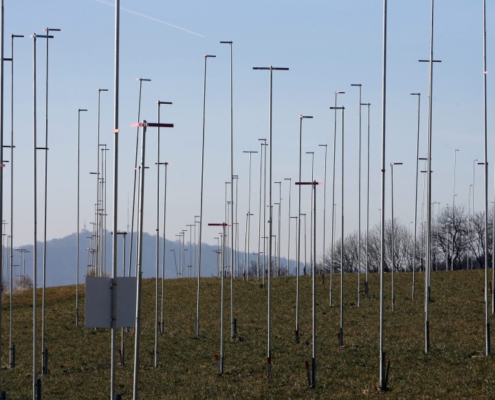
[3,269,495,399]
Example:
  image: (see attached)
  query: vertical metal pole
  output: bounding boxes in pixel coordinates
[101,160,105,276]
[224,187,230,265]
[135,167,142,276]
[1,224,4,281]
[330,92,344,306]
[493,163,495,309]
[391,164,395,312]
[351,84,362,307]
[154,106,160,369]
[41,29,57,372]
[278,187,281,275]
[16,249,21,280]
[267,67,273,371]
[183,239,188,275]
[296,118,302,342]
[493,167,495,311]
[177,235,181,277]
[182,231,186,277]
[189,227,194,276]
[220,41,235,340]
[230,197,235,337]
[196,54,215,337]
[330,104,336,307]
[303,214,307,276]
[195,227,199,277]
[273,234,276,275]
[365,103,371,296]
[129,79,149,277]
[9,33,23,370]
[220,224,226,374]
[472,159,477,271]
[97,89,108,277]
[468,185,472,270]
[161,163,168,333]
[120,237,125,364]
[171,248,177,277]
[285,178,291,275]
[482,0,491,355]
[132,122,147,400]
[195,49,207,332]
[339,107,345,347]
[122,234,126,276]
[246,152,255,279]
[380,0,388,389]
[76,110,82,326]
[244,151,252,280]
[235,183,239,278]
[257,140,265,283]
[96,93,101,275]
[103,145,108,274]
[236,221,240,278]
[276,183,282,276]
[411,94,420,299]
[445,203,450,270]
[263,142,267,285]
[0,0,3,389]
[357,86,362,307]
[318,146,327,277]
[311,182,317,388]
[32,33,37,400]
[425,0,435,355]
[110,1,120,397]
[97,129,102,276]
[308,156,314,276]
[295,116,311,341]
[174,236,180,276]
[254,63,289,372]
[8,33,12,371]
[244,213,248,277]
[292,217,298,275]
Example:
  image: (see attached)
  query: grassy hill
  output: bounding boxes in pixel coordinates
[6,231,295,287]
[3,269,495,399]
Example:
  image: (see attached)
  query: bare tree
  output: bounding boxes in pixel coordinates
[383,219,413,272]
[469,210,493,269]
[319,205,490,275]
[432,205,470,270]
[326,219,413,274]
[366,224,382,273]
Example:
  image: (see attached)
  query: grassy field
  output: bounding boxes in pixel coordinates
[2,269,495,399]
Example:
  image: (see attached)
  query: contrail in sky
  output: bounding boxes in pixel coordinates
[89,0,206,38]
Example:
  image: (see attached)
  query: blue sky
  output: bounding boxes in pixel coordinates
[2,0,494,264]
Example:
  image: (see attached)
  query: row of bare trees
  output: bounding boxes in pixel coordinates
[323,205,493,273]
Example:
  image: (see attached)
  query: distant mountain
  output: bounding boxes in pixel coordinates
[4,230,296,287]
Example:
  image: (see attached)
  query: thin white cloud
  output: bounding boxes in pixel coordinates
[89,0,205,38]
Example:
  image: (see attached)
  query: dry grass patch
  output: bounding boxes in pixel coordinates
[2,269,495,399]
